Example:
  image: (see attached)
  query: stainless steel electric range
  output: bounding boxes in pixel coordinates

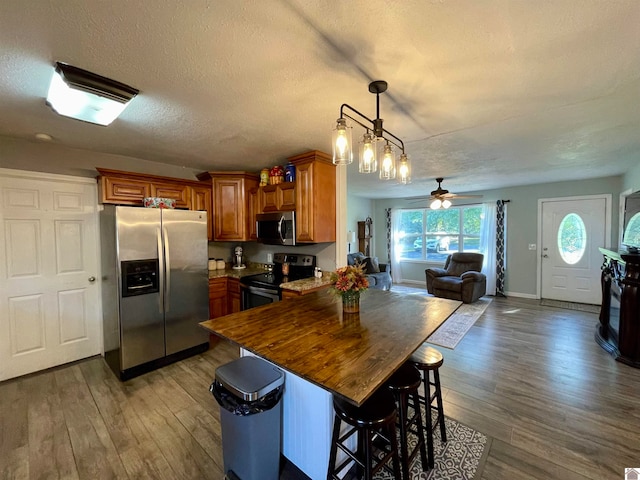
[240,253,316,310]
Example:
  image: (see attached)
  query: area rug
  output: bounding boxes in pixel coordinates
[540,298,600,314]
[426,298,492,349]
[374,412,490,480]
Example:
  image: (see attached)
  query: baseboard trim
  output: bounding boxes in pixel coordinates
[504,291,538,299]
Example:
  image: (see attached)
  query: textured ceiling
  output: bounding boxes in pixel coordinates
[1,0,639,198]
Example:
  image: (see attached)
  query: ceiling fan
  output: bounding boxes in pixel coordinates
[410,178,482,209]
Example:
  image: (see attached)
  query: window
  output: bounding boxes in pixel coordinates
[557,213,586,265]
[623,212,640,249]
[397,206,482,261]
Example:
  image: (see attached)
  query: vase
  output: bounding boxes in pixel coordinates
[342,290,360,313]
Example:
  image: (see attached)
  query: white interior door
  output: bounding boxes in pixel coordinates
[540,196,609,304]
[0,169,101,381]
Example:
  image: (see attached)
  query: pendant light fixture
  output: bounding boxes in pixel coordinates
[333,80,410,182]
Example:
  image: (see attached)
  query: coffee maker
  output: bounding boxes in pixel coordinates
[232,245,246,270]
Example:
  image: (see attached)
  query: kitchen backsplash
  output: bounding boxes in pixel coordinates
[208,241,336,273]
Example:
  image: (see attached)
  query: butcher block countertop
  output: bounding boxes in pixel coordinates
[200,289,461,406]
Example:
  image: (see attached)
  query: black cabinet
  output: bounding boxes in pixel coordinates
[596,248,640,367]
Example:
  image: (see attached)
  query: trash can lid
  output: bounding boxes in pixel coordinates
[215,356,284,402]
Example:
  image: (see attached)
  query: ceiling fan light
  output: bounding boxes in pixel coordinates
[332,118,353,165]
[379,143,396,180]
[430,199,442,209]
[442,199,452,209]
[397,153,411,184]
[46,62,138,126]
[358,131,377,173]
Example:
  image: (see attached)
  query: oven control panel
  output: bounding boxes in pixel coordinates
[273,253,316,267]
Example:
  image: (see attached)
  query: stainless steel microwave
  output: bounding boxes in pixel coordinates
[256,211,296,246]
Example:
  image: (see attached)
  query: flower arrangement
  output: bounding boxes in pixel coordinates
[330,263,369,295]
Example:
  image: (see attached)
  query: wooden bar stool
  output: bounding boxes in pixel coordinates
[410,344,446,470]
[385,362,428,479]
[327,388,402,480]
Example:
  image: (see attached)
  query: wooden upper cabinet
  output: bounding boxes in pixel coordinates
[191,185,214,241]
[288,150,336,243]
[197,171,259,242]
[150,182,190,209]
[248,187,260,240]
[260,182,296,212]
[99,173,151,205]
[96,168,213,239]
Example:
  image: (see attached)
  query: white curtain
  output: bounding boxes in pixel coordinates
[390,208,403,284]
[479,202,497,295]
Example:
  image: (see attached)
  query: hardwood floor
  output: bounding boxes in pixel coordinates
[1,294,639,479]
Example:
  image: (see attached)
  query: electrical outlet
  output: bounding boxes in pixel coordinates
[528,243,536,250]
[266,253,273,263]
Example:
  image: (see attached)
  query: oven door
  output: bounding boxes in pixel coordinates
[241,284,280,310]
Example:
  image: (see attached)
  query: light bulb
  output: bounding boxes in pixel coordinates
[379,143,396,180]
[430,199,442,209]
[442,199,452,209]
[397,153,410,184]
[332,118,353,165]
[359,131,377,173]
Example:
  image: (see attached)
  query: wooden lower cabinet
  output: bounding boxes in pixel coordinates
[208,276,243,347]
[208,277,228,319]
[227,278,241,313]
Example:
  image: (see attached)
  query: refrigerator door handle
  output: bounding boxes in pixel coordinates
[163,227,171,312]
[157,227,165,314]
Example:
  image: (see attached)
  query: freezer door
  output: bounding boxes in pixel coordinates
[161,209,209,355]
[115,207,166,369]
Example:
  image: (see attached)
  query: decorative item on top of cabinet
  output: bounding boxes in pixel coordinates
[197,171,259,242]
[287,150,336,243]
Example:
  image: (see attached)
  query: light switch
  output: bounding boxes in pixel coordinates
[267,253,273,263]
[528,243,536,251]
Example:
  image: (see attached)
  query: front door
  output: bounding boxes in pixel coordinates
[0,169,101,381]
[540,196,609,304]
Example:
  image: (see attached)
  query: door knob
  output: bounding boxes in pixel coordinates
[542,254,549,258]
[88,276,96,282]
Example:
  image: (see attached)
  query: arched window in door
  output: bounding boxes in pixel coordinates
[557,213,586,265]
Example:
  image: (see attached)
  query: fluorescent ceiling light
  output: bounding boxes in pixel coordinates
[46,62,139,126]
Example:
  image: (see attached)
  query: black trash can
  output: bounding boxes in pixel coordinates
[210,355,285,480]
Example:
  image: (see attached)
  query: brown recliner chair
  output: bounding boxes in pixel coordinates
[426,252,486,303]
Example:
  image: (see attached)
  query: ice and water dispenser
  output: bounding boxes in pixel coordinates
[121,259,159,297]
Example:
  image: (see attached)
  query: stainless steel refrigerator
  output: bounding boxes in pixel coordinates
[100,205,209,380]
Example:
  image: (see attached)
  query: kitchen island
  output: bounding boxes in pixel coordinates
[200,289,461,479]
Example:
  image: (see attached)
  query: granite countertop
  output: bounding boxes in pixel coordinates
[208,264,334,292]
[208,266,266,279]
[279,273,333,292]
